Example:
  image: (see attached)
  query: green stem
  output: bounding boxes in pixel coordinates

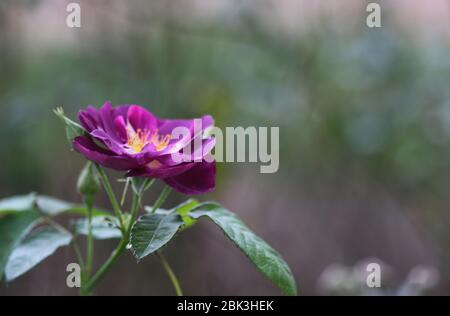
[95,164,125,231]
[150,186,172,214]
[81,236,128,296]
[144,178,156,191]
[157,252,183,296]
[82,183,144,295]
[85,199,94,280]
[72,240,85,270]
[127,192,141,234]
[127,178,155,233]
[81,180,174,295]
[120,178,131,206]
[150,186,182,295]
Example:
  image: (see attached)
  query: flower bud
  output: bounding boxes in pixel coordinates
[77,162,100,197]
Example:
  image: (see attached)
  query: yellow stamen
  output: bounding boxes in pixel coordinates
[151,128,172,151]
[126,127,171,153]
[127,128,151,153]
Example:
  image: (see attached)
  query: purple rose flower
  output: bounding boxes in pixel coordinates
[73,101,216,194]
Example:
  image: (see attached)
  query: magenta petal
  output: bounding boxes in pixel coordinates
[127,105,157,131]
[163,161,216,194]
[126,162,195,178]
[74,102,216,193]
[186,136,216,162]
[114,105,130,119]
[156,118,194,136]
[99,101,121,139]
[201,115,214,130]
[78,106,100,132]
[153,115,215,157]
[113,116,128,142]
[157,115,213,136]
[90,129,127,155]
[73,136,139,171]
[157,137,216,166]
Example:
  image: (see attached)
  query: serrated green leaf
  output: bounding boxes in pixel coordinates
[130,212,184,259]
[73,216,122,240]
[5,226,72,281]
[0,211,40,281]
[188,202,297,296]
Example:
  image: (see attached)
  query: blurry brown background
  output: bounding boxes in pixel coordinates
[1,0,450,295]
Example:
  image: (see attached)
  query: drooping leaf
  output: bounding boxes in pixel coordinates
[36,196,107,217]
[0,193,37,215]
[188,202,298,296]
[5,226,72,281]
[64,206,110,217]
[0,193,110,217]
[130,212,184,260]
[35,196,74,216]
[0,211,40,281]
[73,216,122,240]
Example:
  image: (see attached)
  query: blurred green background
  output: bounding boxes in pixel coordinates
[1,0,450,295]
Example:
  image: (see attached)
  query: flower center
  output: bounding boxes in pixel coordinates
[127,128,151,153]
[151,128,172,151]
[126,127,171,153]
